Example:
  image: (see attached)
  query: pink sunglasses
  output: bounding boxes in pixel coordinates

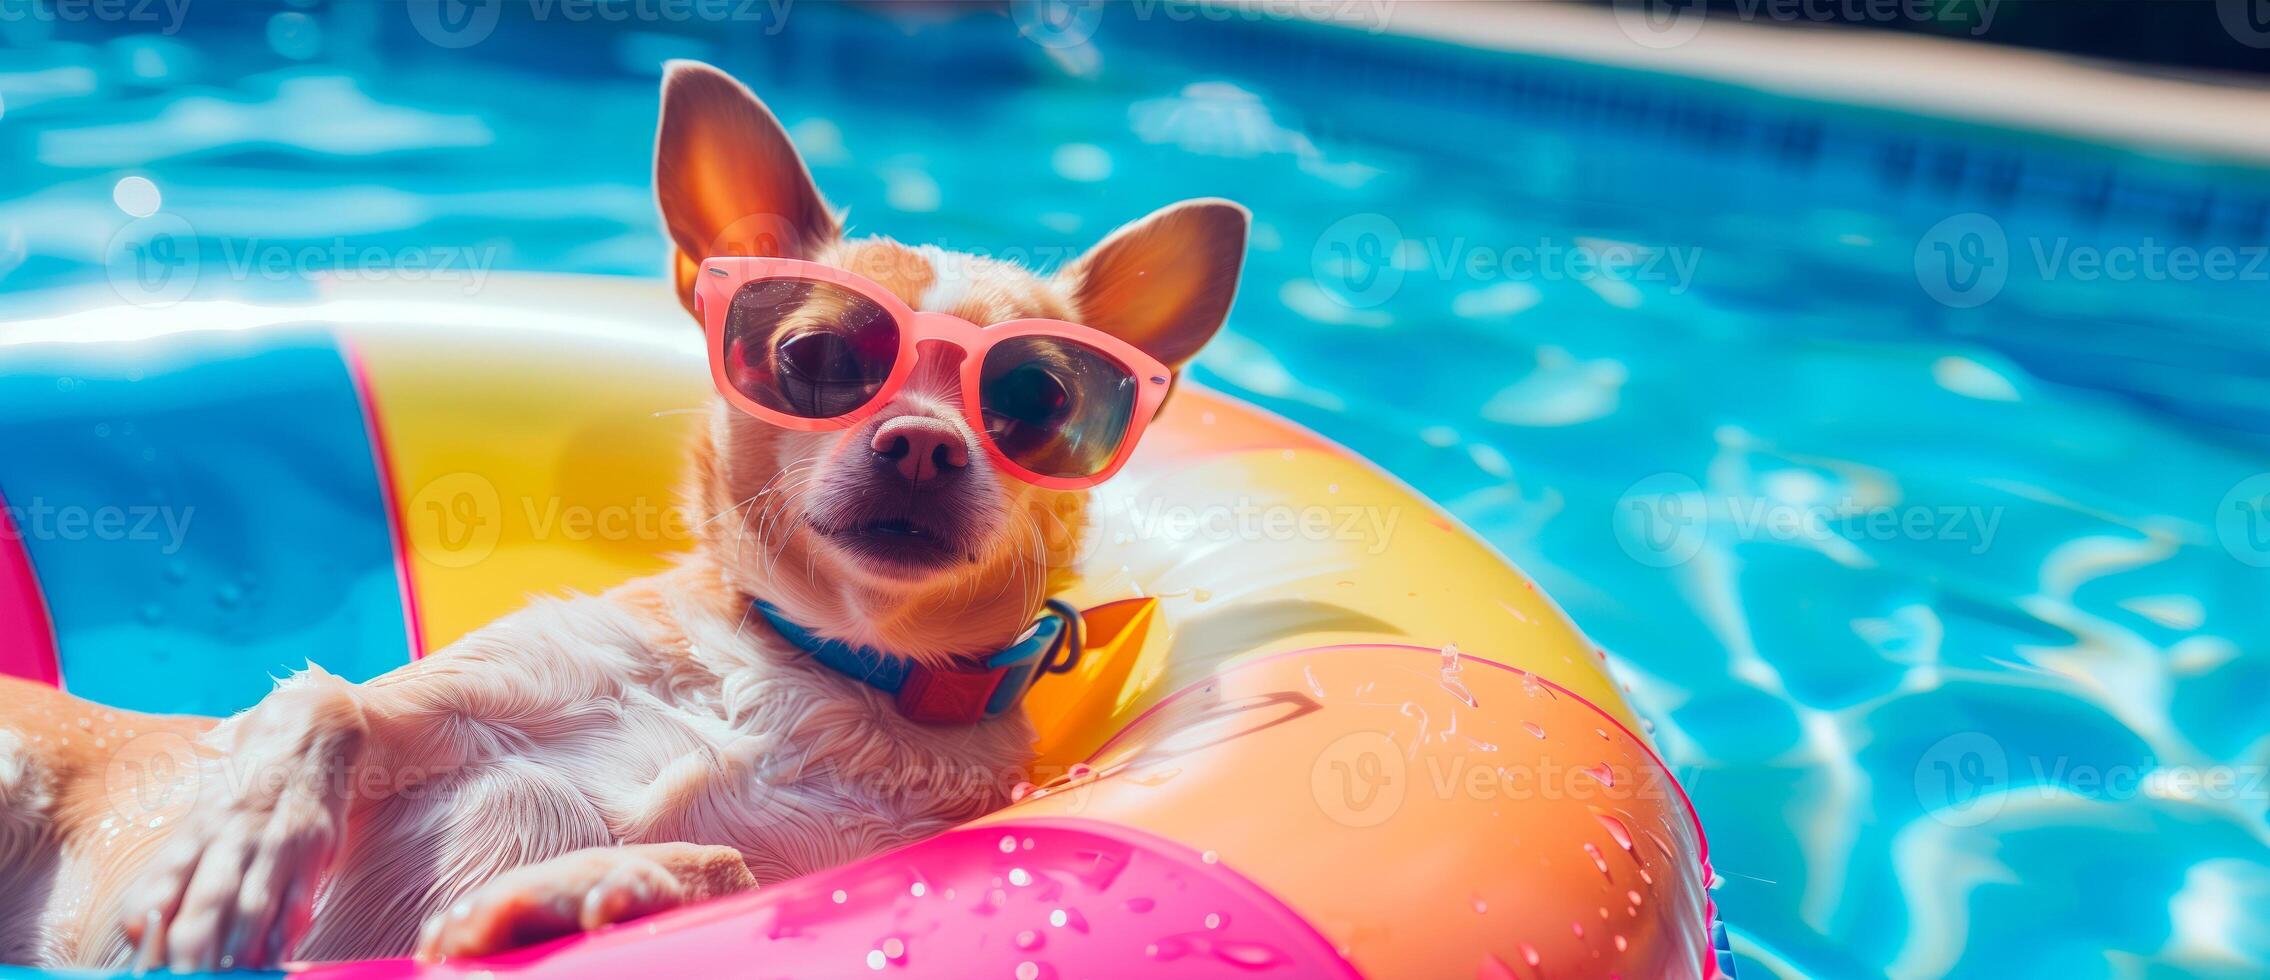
[694,257,1172,490]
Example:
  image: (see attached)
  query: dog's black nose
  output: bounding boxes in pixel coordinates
[869,416,970,484]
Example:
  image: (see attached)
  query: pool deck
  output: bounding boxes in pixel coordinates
[1288,0,2270,166]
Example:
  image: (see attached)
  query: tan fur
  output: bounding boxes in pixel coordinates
[0,61,1245,970]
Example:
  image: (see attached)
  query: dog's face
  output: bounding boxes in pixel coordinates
[654,62,1246,662]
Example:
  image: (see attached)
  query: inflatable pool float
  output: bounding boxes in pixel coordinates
[0,279,1731,979]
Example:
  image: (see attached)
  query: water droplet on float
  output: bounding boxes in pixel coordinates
[1014,961,1041,980]
[1580,764,1615,789]
[1614,934,1629,952]
[866,950,887,970]
[1523,721,1545,739]
[1644,828,1676,859]
[1627,889,1644,906]
[1009,868,1032,887]
[1200,850,1219,864]
[1014,930,1042,950]
[910,882,927,897]
[1472,896,1488,914]
[1000,835,1018,853]
[1011,782,1038,802]
[1520,942,1541,967]
[1583,842,1609,875]
[1571,921,1585,937]
[1147,937,1192,961]
[1214,941,1286,970]
[832,889,848,904]
[1124,897,1155,913]
[1597,813,1634,851]
[1203,912,1225,930]
[883,937,906,961]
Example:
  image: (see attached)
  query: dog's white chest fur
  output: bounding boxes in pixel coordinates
[296,592,1032,959]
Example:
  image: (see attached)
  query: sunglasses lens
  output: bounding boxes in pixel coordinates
[980,335,1140,480]
[721,277,899,420]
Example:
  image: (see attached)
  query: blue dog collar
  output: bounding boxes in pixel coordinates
[752,600,1080,725]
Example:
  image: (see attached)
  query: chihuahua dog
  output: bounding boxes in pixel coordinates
[0,61,1245,971]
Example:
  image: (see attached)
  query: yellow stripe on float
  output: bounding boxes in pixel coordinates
[344,321,710,652]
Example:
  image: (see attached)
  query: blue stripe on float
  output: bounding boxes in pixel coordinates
[0,325,411,716]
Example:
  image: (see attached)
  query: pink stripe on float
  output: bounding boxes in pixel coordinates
[292,817,1359,980]
[0,486,62,688]
[337,331,426,663]
[1009,815,1365,978]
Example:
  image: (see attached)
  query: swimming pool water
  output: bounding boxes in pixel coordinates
[6,4,2270,977]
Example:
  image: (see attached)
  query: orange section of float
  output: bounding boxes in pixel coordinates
[986,644,1714,979]
[343,320,708,651]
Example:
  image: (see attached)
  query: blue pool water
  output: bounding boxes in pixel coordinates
[7,4,2270,977]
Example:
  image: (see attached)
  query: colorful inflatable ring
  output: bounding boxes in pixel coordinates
[0,280,1730,979]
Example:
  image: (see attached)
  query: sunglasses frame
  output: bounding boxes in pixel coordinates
[695,256,1173,491]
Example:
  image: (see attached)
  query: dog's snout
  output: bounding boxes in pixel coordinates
[869,416,970,484]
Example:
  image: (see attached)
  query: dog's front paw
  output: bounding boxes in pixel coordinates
[415,850,689,961]
[120,669,366,972]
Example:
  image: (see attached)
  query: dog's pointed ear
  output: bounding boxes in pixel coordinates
[656,60,840,315]
[1060,198,1248,370]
